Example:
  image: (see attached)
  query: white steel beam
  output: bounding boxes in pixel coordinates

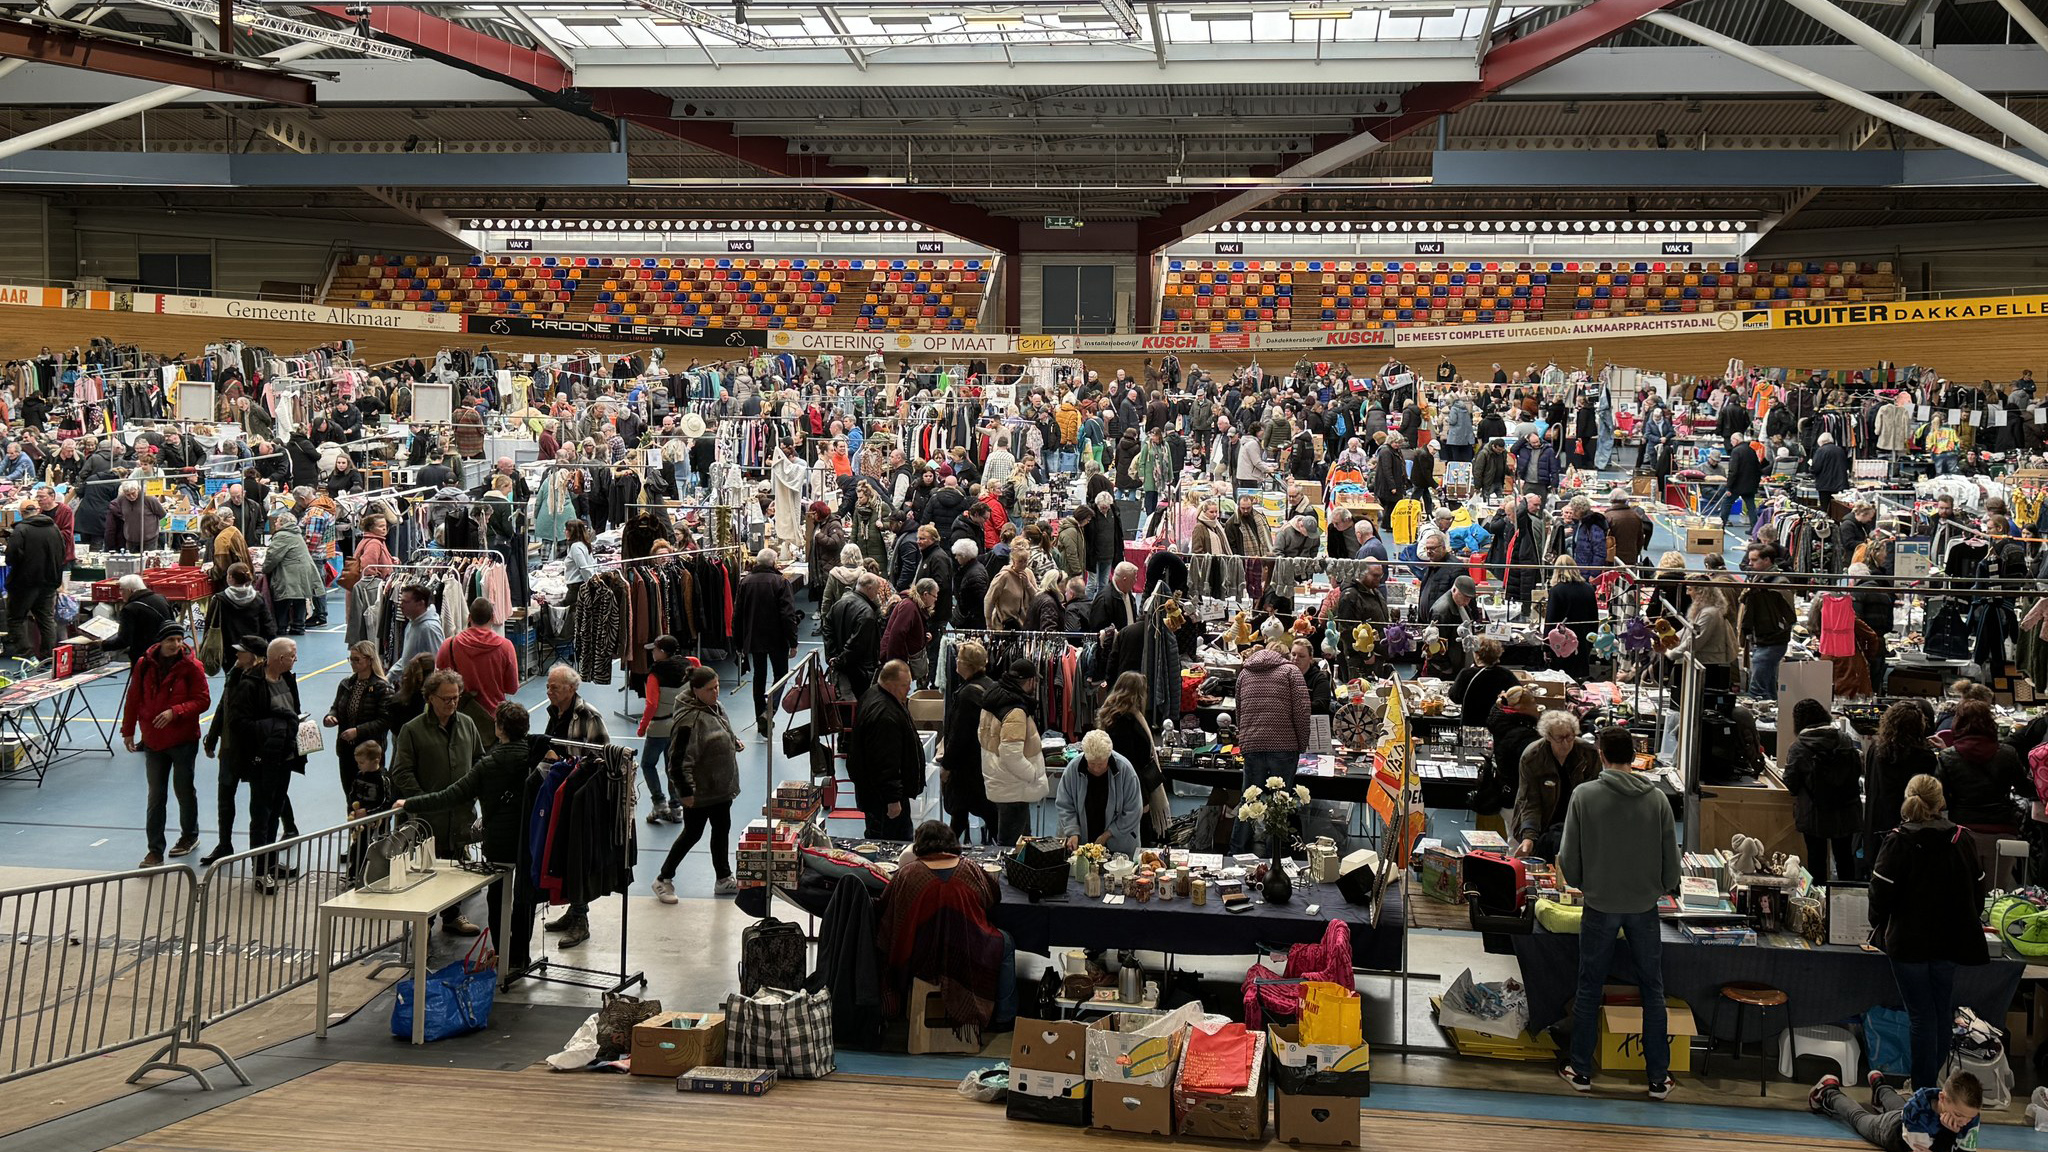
[1996,0,2048,57]
[1642,12,2048,190]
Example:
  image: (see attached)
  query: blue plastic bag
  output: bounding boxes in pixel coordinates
[391,943,496,1043]
[1862,1006,1912,1077]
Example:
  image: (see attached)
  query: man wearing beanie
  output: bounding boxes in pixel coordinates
[122,621,210,866]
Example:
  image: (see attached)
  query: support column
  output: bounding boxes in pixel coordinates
[0,40,326,164]
[1133,248,1155,334]
[1002,252,1021,334]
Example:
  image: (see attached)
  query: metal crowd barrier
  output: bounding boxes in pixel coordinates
[0,865,200,1086]
[0,810,414,1090]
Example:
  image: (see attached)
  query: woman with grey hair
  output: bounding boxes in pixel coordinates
[104,478,166,553]
[1511,709,1600,859]
[261,510,323,636]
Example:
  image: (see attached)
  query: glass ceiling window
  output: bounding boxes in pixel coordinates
[510,2,1550,51]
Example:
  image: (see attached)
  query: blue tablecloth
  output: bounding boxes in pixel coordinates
[1513,923,2025,1033]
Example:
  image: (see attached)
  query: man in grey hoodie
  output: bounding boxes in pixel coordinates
[1558,725,1682,1099]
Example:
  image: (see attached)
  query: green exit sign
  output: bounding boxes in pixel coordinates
[1043,215,1081,230]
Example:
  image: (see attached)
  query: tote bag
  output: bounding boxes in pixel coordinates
[724,987,836,1079]
[391,935,497,1042]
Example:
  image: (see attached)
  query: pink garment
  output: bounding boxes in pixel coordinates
[483,561,514,625]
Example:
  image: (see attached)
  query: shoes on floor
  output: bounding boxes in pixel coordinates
[1810,1075,1842,1114]
[714,877,739,895]
[169,834,200,857]
[646,804,669,824]
[544,912,578,932]
[138,851,164,868]
[1867,1070,1887,1107]
[270,865,301,881]
[1647,1075,1676,1101]
[1558,1064,1591,1092]
[652,879,679,904]
[253,875,278,895]
[559,920,591,948]
[199,844,234,865]
[442,915,482,937]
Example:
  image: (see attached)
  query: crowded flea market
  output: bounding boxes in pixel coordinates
[13,3,2048,1150]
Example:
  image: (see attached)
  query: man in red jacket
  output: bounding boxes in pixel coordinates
[436,597,520,748]
[122,621,210,867]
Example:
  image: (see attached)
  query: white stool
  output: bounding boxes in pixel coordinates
[1777,1024,1861,1080]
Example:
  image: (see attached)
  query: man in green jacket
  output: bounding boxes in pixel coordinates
[1056,506,1092,579]
[390,667,483,935]
[397,701,531,952]
[1557,725,1682,1099]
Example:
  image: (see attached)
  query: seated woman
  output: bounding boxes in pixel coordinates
[875,821,1015,1034]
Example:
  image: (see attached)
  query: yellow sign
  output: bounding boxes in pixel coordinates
[1016,334,1057,354]
[1772,293,2048,329]
[1714,309,1776,332]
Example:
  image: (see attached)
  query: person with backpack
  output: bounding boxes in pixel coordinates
[1782,698,1865,882]
[1936,700,2030,889]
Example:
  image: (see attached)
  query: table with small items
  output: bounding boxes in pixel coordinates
[0,664,125,785]
[1513,922,2025,1034]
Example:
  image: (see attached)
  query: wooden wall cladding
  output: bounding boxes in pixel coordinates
[0,306,2042,384]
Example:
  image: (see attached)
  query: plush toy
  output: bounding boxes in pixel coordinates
[1591,626,1618,659]
[1621,616,1654,653]
[1546,624,1579,658]
[1384,622,1417,656]
[1351,621,1379,654]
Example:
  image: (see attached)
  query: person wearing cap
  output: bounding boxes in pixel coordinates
[122,621,209,867]
[634,634,694,825]
[1424,572,1482,677]
[1606,492,1649,569]
[5,489,65,662]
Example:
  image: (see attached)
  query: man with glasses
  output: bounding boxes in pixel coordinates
[390,668,483,936]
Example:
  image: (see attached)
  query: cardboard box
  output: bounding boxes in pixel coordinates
[1274,1089,1362,1147]
[907,689,946,730]
[1174,1030,1267,1142]
[1091,1081,1175,1135]
[1418,847,1464,905]
[630,1011,726,1078]
[679,1066,774,1095]
[1085,1009,1191,1088]
[1596,998,1697,1073]
[1685,524,1724,555]
[1267,1024,1372,1097]
[1011,1017,1090,1074]
[1006,1067,1091,1126]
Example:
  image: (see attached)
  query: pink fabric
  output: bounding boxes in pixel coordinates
[436,627,519,712]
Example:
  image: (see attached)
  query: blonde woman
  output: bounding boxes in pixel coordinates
[1543,555,1597,678]
[1668,582,1738,693]
[1094,671,1170,845]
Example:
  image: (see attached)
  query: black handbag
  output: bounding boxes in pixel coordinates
[781,721,813,759]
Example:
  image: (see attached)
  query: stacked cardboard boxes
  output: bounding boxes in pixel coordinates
[1006,1018,1092,1126]
[1267,1025,1370,1147]
[1085,1010,1195,1136]
[1174,1029,1267,1142]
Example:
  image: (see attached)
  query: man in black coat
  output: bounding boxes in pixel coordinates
[108,576,175,666]
[1809,431,1850,507]
[951,539,990,631]
[1088,562,1142,633]
[732,549,800,732]
[5,507,65,660]
[1715,432,1764,530]
[821,572,884,698]
[846,660,924,839]
[913,525,956,674]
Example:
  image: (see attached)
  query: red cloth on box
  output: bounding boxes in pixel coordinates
[1181,1022,1254,1095]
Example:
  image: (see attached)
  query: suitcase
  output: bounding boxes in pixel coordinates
[1462,850,1535,956]
[738,917,807,996]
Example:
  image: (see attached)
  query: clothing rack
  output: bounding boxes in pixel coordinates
[511,735,647,996]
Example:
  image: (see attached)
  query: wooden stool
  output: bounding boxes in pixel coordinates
[1706,982,1790,1096]
[907,977,981,1055]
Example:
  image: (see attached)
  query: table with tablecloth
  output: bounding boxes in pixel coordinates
[1513,923,2025,1034]
[746,854,1405,970]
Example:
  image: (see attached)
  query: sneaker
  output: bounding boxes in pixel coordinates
[1558,1064,1591,1092]
[714,876,739,895]
[271,865,301,881]
[1810,1075,1842,1114]
[559,920,591,948]
[652,878,679,904]
[662,806,684,825]
[199,844,234,865]
[1647,1075,1676,1101]
[1867,1070,1887,1107]
[646,804,668,825]
[168,834,199,858]
[253,874,278,895]
[138,851,164,868]
[442,915,482,937]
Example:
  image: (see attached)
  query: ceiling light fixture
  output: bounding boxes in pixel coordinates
[1288,8,1354,20]
[126,0,413,59]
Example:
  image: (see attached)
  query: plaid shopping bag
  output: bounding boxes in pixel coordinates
[723,987,836,1079]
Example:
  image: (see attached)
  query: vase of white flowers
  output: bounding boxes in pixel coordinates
[1238,776,1311,906]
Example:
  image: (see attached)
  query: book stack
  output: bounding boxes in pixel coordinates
[734,820,801,889]
[1679,875,1723,910]
[764,780,821,822]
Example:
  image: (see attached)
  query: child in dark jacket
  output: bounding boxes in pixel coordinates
[1811,1071,1981,1152]
[348,740,394,820]
[395,703,534,952]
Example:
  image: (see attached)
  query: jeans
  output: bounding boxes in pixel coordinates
[994,801,1034,845]
[308,588,328,626]
[641,736,668,807]
[1821,1082,1908,1151]
[1439,444,1473,464]
[1089,564,1114,598]
[277,597,306,634]
[1747,642,1787,699]
[7,584,54,659]
[1934,451,1959,476]
[1143,491,1160,522]
[144,742,200,856]
[657,799,733,880]
[1803,833,1859,884]
[1568,906,1669,1082]
[1232,750,1303,853]
[673,461,692,494]
[247,767,294,876]
[1892,958,1957,1090]
[1053,450,1076,474]
[748,648,789,722]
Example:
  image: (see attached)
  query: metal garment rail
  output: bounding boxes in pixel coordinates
[505,737,646,997]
